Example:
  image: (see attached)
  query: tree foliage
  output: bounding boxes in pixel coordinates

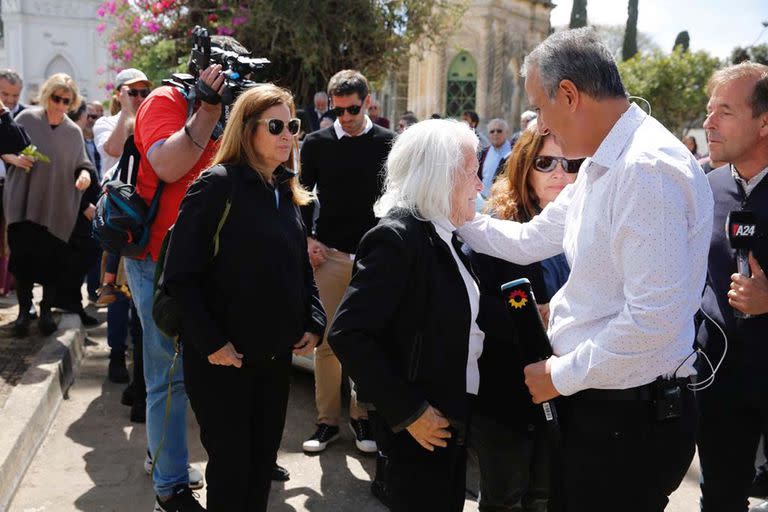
[621,0,638,61]
[96,0,468,105]
[590,24,658,60]
[619,48,721,136]
[569,0,587,29]
[730,43,768,65]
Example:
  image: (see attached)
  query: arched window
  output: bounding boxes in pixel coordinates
[44,55,75,79]
[446,51,477,118]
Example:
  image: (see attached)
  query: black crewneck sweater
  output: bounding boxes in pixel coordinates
[299,124,394,253]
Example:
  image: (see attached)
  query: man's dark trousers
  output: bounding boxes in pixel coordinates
[548,387,696,512]
[697,384,768,511]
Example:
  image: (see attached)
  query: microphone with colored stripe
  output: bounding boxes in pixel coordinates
[501,278,559,434]
[726,210,761,319]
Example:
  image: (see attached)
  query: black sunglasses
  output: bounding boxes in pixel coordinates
[489,129,504,134]
[87,114,101,120]
[330,104,363,117]
[51,94,71,106]
[533,155,584,174]
[256,118,301,136]
[127,89,150,98]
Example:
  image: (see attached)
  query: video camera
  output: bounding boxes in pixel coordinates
[163,26,270,127]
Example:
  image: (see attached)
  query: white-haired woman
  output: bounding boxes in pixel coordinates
[328,119,483,511]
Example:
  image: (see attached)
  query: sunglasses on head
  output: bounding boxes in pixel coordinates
[127,89,150,98]
[256,118,301,136]
[51,94,71,106]
[330,104,363,117]
[533,155,585,173]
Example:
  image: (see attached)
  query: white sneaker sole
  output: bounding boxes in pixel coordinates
[302,432,340,453]
[349,423,378,453]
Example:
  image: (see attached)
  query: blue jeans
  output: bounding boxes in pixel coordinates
[124,257,189,496]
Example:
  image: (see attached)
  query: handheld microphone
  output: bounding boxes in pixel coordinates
[500,278,559,434]
[726,210,759,319]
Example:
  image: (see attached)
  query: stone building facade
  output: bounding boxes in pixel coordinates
[0,0,109,103]
[382,0,553,132]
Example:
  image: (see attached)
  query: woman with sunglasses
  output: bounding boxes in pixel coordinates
[159,83,326,512]
[3,72,94,337]
[465,124,580,512]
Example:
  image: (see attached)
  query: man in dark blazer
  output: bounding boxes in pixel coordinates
[305,91,334,133]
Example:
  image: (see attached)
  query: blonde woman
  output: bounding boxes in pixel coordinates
[3,73,93,336]
[159,84,326,512]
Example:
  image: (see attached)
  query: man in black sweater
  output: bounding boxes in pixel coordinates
[299,69,395,455]
[697,62,768,512]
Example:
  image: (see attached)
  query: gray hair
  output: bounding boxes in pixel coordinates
[313,91,328,101]
[0,69,22,86]
[520,110,537,124]
[488,118,509,132]
[522,27,626,101]
[375,119,478,220]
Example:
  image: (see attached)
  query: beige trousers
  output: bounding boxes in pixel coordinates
[313,249,366,424]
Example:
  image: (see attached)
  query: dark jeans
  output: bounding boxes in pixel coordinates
[697,387,768,511]
[183,349,291,512]
[548,387,696,512]
[469,415,550,512]
[104,251,120,275]
[86,251,101,298]
[371,409,467,512]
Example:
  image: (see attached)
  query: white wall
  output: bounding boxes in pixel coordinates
[1,0,109,102]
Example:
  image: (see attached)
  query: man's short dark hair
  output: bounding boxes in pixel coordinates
[462,110,479,125]
[399,113,419,127]
[522,27,626,101]
[0,69,22,86]
[327,70,369,101]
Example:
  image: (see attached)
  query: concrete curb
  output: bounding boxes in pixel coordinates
[0,313,85,511]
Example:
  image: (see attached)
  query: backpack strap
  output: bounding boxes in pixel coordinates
[212,165,238,258]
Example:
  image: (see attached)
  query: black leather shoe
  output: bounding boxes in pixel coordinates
[751,464,768,498]
[12,311,32,337]
[121,383,134,406]
[272,464,290,481]
[38,311,57,336]
[130,400,146,423]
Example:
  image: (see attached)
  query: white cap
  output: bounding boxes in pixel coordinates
[114,68,151,90]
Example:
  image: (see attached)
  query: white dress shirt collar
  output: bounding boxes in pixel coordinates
[590,103,646,171]
[333,115,374,139]
[731,164,768,197]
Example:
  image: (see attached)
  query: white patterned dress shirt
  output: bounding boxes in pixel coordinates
[458,103,714,396]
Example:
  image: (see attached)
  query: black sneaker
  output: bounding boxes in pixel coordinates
[12,310,33,337]
[153,486,205,511]
[272,463,290,481]
[130,400,146,423]
[349,418,377,453]
[752,463,768,498]
[121,383,135,406]
[38,311,57,336]
[302,423,340,453]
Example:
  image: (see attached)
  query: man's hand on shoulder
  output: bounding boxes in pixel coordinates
[728,252,768,316]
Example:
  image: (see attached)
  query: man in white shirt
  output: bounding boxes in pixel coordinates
[458,28,713,511]
[478,118,512,198]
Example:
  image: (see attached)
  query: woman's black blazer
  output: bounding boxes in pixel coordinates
[329,208,474,432]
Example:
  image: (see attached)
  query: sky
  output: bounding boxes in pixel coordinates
[550,0,768,60]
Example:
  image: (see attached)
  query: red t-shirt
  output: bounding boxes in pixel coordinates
[133,86,218,261]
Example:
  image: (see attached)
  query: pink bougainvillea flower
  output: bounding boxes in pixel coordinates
[146,20,161,33]
[108,41,118,52]
[232,16,247,26]
[106,83,114,91]
[97,5,106,17]
[96,23,106,34]
[123,49,133,60]
[216,26,235,35]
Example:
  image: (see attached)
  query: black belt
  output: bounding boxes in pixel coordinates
[574,377,691,402]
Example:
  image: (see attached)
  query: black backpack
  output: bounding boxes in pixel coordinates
[152,166,238,343]
[92,135,165,257]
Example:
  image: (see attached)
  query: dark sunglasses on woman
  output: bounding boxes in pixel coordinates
[533,155,585,173]
[127,89,150,98]
[330,104,363,117]
[51,94,71,106]
[257,118,302,136]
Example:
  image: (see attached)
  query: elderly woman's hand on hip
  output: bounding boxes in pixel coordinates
[406,405,452,451]
[208,342,243,368]
[293,331,320,356]
[75,170,91,191]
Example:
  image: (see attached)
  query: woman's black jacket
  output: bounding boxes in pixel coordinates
[163,163,326,363]
[0,109,29,154]
[328,208,473,433]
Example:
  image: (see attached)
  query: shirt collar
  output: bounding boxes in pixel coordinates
[489,139,512,156]
[333,115,374,138]
[432,216,457,241]
[731,164,768,196]
[589,103,647,170]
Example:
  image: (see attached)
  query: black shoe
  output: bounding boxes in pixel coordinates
[371,479,392,508]
[153,486,205,512]
[349,418,378,453]
[28,306,38,320]
[12,310,32,337]
[38,311,57,336]
[302,423,340,453]
[121,383,134,406]
[108,354,130,383]
[79,311,100,326]
[272,464,290,481]
[751,464,768,498]
[130,400,146,423]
